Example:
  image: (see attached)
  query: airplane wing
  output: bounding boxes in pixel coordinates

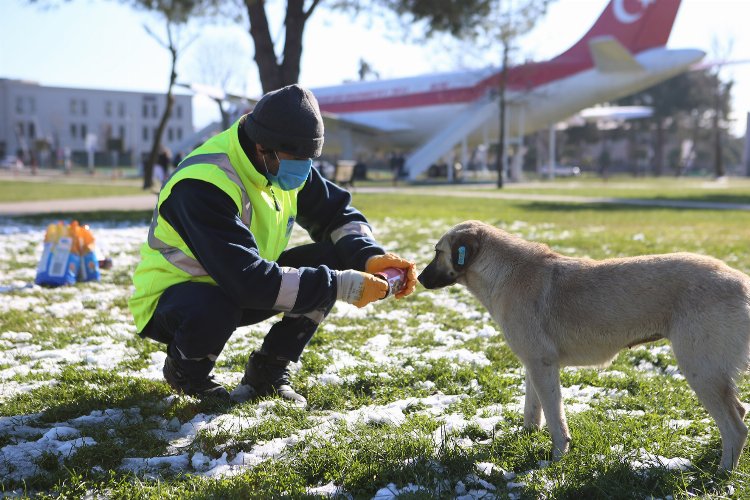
[589,36,644,72]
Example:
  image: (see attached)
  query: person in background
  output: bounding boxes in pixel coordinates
[155,146,172,181]
[172,151,183,170]
[128,84,417,406]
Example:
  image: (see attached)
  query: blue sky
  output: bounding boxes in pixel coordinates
[2,0,749,135]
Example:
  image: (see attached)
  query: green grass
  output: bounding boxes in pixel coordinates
[0,179,145,202]
[4,173,749,205]
[462,175,750,204]
[1,177,750,498]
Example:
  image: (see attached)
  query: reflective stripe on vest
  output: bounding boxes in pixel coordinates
[146,153,252,276]
[331,221,374,244]
[273,266,301,312]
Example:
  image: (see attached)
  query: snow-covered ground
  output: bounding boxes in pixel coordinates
[0,217,701,497]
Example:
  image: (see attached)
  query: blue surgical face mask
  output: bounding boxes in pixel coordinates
[263,151,312,191]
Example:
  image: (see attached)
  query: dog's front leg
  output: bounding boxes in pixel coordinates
[524,370,543,430]
[526,360,571,460]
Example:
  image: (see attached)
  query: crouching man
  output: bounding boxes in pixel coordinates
[128,84,417,405]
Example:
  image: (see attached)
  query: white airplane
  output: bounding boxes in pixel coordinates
[311,0,705,180]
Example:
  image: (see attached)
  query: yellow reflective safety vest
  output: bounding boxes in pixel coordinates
[128,118,303,332]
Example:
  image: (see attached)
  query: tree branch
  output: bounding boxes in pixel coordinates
[304,0,323,21]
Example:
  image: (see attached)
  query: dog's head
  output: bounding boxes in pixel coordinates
[418,220,484,289]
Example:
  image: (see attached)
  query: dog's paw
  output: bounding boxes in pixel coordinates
[522,422,543,432]
[551,439,571,461]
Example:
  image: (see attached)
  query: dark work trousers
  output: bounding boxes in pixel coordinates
[139,241,342,379]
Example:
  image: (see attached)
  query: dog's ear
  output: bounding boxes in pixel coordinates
[451,231,479,271]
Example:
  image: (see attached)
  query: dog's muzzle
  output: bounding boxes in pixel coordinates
[417,260,457,289]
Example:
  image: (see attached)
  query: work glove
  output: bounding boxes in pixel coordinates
[365,253,418,299]
[336,270,389,308]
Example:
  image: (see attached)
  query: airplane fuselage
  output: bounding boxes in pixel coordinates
[314,47,703,147]
[308,0,704,178]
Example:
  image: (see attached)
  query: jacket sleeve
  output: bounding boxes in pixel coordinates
[296,166,384,271]
[159,178,337,314]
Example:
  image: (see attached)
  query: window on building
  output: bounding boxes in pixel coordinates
[167,128,173,141]
[176,128,182,141]
[81,124,87,139]
[15,97,23,114]
[71,124,77,138]
[142,103,148,119]
[176,105,182,119]
[17,123,24,137]
[28,122,35,139]
[105,101,112,117]
[81,100,88,116]
[143,126,148,141]
[70,100,78,115]
[29,97,36,114]
[152,104,158,118]
[118,102,125,118]
[119,125,125,140]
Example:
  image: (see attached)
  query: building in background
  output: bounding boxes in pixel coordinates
[0,78,193,168]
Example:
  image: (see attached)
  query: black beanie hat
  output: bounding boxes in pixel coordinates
[243,84,324,158]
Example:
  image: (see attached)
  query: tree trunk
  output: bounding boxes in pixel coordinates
[215,98,230,130]
[281,0,306,85]
[245,0,320,93]
[144,40,177,190]
[713,89,725,178]
[678,114,700,177]
[653,119,664,176]
[496,42,509,189]
[713,116,724,178]
[627,126,638,177]
[246,1,282,93]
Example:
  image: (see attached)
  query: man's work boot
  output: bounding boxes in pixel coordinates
[238,350,307,406]
[163,355,231,404]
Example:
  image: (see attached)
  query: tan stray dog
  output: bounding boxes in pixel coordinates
[417,220,750,470]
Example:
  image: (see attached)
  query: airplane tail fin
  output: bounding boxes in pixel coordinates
[481,0,683,90]
[557,0,682,64]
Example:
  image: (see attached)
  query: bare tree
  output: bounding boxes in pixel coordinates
[244,0,495,93]
[187,37,251,130]
[710,37,735,178]
[244,0,322,94]
[110,0,204,189]
[142,18,196,190]
[496,34,510,188]
[485,0,554,188]
[26,0,210,188]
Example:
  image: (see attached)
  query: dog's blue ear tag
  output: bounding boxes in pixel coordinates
[457,246,466,266]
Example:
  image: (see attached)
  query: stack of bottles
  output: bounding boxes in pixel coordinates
[35,220,101,286]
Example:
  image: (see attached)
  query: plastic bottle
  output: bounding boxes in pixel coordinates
[81,225,95,250]
[56,221,65,242]
[36,223,59,281]
[44,223,57,243]
[374,267,407,298]
[78,223,101,282]
[69,220,81,255]
[44,220,76,284]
